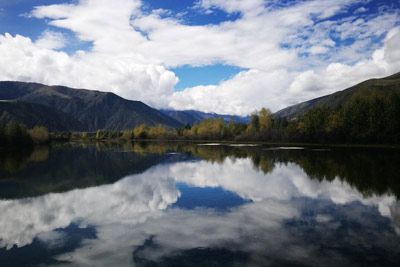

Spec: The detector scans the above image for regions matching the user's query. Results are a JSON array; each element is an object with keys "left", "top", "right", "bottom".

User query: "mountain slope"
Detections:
[
  {"left": 274, "top": 72, "right": 400, "bottom": 119},
  {"left": 0, "top": 101, "right": 84, "bottom": 131},
  {"left": 161, "top": 109, "right": 249, "bottom": 125},
  {"left": 0, "top": 81, "right": 182, "bottom": 131}
]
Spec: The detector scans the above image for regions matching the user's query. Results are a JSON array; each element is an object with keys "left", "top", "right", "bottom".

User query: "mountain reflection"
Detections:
[{"left": 0, "top": 142, "right": 400, "bottom": 266}]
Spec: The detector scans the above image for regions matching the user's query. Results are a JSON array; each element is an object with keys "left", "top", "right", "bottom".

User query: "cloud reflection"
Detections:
[{"left": 0, "top": 156, "right": 399, "bottom": 266}]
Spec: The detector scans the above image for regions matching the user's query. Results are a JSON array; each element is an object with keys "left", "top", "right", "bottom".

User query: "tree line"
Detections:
[
  {"left": 4, "top": 91, "right": 400, "bottom": 145},
  {"left": 0, "top": 122, "right": 49, "bottom": 146},
  {"left": 281, "top": 90, "right": 400, "bottom": 144},
  {"left": 2, "top": 140, "right": 399, "bottom": 198},
  {"left": 74, "top": 91, "right": 399, "bottom": 144}
]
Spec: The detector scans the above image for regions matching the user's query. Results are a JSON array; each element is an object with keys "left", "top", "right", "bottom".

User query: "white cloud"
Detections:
[
  {"left": 287, "top": 27, "right": 400, "bottom": 103},
  {"left": 309, "top": 45, "right": 330, "bottom": 55},
  {"left": 169, "top": 69, "right": 293, "bottom": 114},
  {"left": 31, "top": 0, "right": 145, "bottom": 54},
  {"left": 0, "top": 0, "right": 398, "bottom": 114},
  {"left": 355, "top": 6, "right": 368, "bottom": 14},
  {"left": 35, "top": 30, "right": 67, "bottom": 49},
  {"left": 171, "top": 25, "right": 400, "bottom": 114},
  {"left": 195, "top": 0, "right": 266, "bottom": 16},
  {"left": 0, "top": 33, "right": 178, "bottom": 107},
  {"left": 133, "top": 0, "right": 400, "bottom": 113}
]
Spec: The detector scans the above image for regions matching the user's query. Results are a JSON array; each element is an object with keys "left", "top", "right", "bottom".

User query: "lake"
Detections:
[{"left": 0, "top": 142, "right": 400, "bottom": 266}]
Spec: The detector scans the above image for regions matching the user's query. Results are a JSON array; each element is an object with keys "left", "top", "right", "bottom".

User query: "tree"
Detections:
[
  {"left": 300, "top": 107, "right": 330, "bottom": 141},
  {"left": 259, "top": 108, "right": 272, "bottom": 131},
  {"left": 245, "top": 112, "right": 260, "bottom": 137},
  {"left": 325, "top": 112, "right": 343, "bottom": 141},
  {"left": 0, "top": 124, "right": 5, "bottom": 145},
  {"left": 134, "top": 124, "right": 148, "bottom": 139},
  {"left": 96, "top": 130, "right": 104, "bottom": 140},
  {"left": 189, "top": 118, "right": 225, "bottom": 139},
  {"left": 81, "top": 132, "right": 89, "bottom": 139},
  {"left": 121, "top": 129, "right": 134, "bottom": 140},
  {"left": 28, "top": 126, "right": 49, "bottom": 144},
  {"left": 4, "top": 121, "right": 31, "bottom": 145},
  {"left": 148, "top": 125, "right": 168, "bottom": 139},
  {"left": 383, "top": 92, "right": 400, "bottom": 142}
]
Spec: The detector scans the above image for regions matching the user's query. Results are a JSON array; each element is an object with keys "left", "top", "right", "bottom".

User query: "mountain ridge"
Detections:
[
  {"left": 0, "top": 81, "right": 182, "bottom": 131},
  {"left": 1, "top": 72, "right": 399, "bottom": 132},
  {"left": 160, "top": 109, "right": 249, "bottom": 126}
]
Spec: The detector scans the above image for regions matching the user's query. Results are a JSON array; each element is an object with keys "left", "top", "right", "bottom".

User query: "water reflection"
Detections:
[
  {"left": 0, "top": 143, "right": 186, "bottom": 199},
  {"left": 0, "top": 142, "right": 400, "bottom": 266}
]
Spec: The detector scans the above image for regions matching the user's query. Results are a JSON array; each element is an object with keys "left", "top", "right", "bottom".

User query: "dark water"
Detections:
[{"left": 1, "top": 142, "right": 400, "bottom": 267}]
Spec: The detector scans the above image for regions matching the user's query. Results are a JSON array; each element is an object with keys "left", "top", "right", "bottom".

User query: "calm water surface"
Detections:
[{"left": 0, "top": 142, "right": 400, "bottom": 266}]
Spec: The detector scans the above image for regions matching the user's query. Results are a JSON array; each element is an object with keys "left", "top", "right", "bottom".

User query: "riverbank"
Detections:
[{"left": 48, "top": 137, "right": 400, "bottom": 150}]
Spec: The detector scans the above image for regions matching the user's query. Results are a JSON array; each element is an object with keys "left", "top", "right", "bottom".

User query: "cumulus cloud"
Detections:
[
  {"left": 170, "top": 25, "right": 400, "bottom": 113},
  {"left": 0, "top": 33, "right": 178, "bottom": 107},
  {"left": 0, "top": 0, "right": 399, "bottom": 114},
  {"left": 169, "top": 69, "right": 293, "bottom": 114},
  {"left": 0, "top": 0, "right": 179, "bottom": 108},
  {"left": 287, "top": 27, "right": 400, "bottom": 102},
  {"left": 31, "top": 0, "right": 144, "bottom": 54},
  {"left": 35, "top": 30, "right": 67, "bottom": 50}
]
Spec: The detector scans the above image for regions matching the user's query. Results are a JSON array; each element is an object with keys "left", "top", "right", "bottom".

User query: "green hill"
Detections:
[{"left": 274, "top": 72, "right": 400, "bottom": 119}]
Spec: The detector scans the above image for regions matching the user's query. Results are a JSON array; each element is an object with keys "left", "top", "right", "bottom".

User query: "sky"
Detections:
[{"left": 0, "top": 0, "right": 399, "bottom": 115}]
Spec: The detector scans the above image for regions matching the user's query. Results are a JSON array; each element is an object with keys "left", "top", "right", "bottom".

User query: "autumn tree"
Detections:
[
  {"left": 133, "top": 124, "right": 149, "bottom": 139},
  {"left": 259, "top": 108, "right": 273, "bottom": 131},
  {"left": 28, "top": 126, "right": 49, "bottom": 144}
]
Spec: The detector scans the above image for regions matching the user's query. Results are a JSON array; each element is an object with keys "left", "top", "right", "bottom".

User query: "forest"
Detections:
[{"left": 2, "top": 90, "right": 400, "bottom": 146}]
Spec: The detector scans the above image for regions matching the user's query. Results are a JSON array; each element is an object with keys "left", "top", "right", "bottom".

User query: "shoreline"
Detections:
[{"left": 50, "top": 138, "right": 400, "bottom": 150}]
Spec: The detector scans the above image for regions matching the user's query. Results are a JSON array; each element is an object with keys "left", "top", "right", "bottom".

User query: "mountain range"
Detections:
[
  {"left": 0, "top": 72, "right": 399, "bottom": 131},
  {"left": 0, "top": 82, "right": 181, "bottom": 131},
  {"left": 160, "top": 109, "right": 249, "bottom": 126}
]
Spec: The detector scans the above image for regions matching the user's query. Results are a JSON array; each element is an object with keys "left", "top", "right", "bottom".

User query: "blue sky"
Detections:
[
  {"left": 0, "top": 0, "right": 399, "bottom": 114},
  {"left": 0, "top": 0, "right": 245, "bottom": 89},
  {"left": 172, "top": 65, "right": 244, "bottom": 90},
  {"left": 142, "top": 0, "right": 241, "bottom": 25}
]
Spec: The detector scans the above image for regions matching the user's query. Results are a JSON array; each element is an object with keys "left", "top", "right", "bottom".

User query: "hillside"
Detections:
[
  {"left": 0, "top": 101, "right": 83, "bottom": 131},
  {"left": 0, "top": 81, "right": 182, "bottom": 131},
  {"left": 274, "top": 72, "right": 400, "bottom": 119},
  {"left": 161, "top": 109, "right": 249, "bottom": 125}
]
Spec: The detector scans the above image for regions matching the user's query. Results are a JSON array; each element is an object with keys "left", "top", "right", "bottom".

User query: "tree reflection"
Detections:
[
  {"left": 1, "top": 142, "right": 399, "bottom": 199},
  {"left": 1, "top": 142, "right": 400, "bottom": 266},
  {"left": 0, "top": 146, "right": 48, "bottom": 174},
  {"left": 0, "top": 143, "right": 175, "bottom": 199},
  {"left": 132, "top": 143, "right": 400, "bottom": 199}
]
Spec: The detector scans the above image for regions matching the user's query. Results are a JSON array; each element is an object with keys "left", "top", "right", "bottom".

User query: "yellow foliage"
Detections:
[
  {"left": 133, "top": 124, "right": 149, "bottom": 139},
  {"left": 259, "top": 108, "right": 272, "bottom": 131},
  {"left": 28, "top": 126, "right": 49, "bottom": 144},
  {"left": 121, "top": 129, "right": 133, "bottom": 140},
  {"left": 148, "top": 125, "right": 168, "bottom": 139}
]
